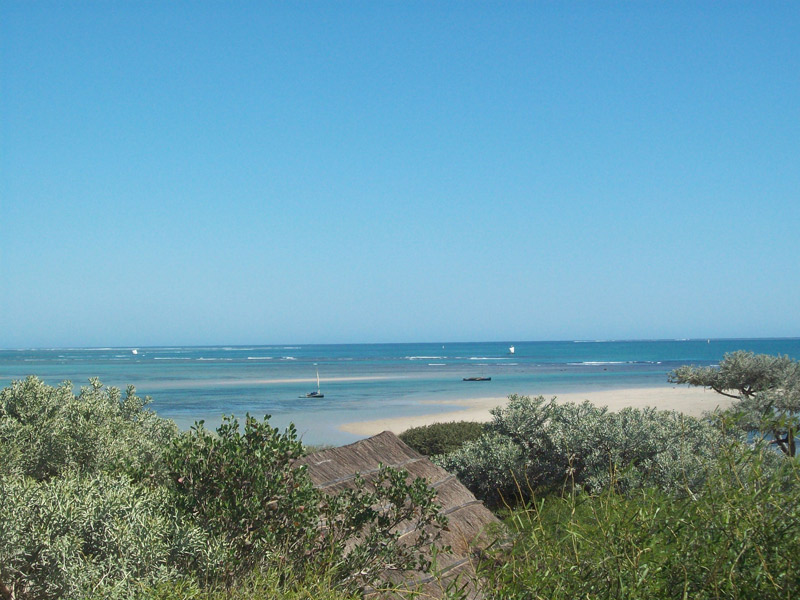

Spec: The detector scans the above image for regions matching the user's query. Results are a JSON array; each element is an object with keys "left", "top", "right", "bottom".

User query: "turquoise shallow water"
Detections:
[{"left": 2, "top": 338, "right": 798, "bottom": 445}]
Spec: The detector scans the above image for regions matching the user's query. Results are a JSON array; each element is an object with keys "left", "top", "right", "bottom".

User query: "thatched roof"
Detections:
[{"left": 295, "top": 431, "right": 500, "bottom": 598}]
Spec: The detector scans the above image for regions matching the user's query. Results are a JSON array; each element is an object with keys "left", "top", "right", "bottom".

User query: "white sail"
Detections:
[{"left": 509, "top": 346, "right": 515, "bottom": 354}]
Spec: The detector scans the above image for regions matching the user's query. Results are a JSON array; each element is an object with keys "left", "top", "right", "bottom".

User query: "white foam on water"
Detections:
[
  {"left": 569, "top": 361, "right": 627, "bottom": 366},
  {"left": 569, "top": 361, "right": 661, "bottom": 366}
]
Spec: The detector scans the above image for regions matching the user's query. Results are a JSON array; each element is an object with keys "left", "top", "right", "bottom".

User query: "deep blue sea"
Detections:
[{"left": 2, "top": 339, "right": 798, "bottom": 445}]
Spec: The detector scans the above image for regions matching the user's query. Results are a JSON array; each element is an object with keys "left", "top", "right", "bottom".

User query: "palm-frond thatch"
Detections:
[{"left": 296, "top": 431, "right": 500, "bottom": 598}]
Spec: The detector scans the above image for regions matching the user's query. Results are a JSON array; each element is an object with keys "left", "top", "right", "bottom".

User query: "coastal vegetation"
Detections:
[
  {"left": 670, "top": 350, "right": 800, "bottom": 456},
  {"left": 477, "top": 444, "right": 800, "bottom": 599},
  {"left": 0, "top": 377, "right": 444, "bottom": 599},
  {"left": 398, "top": 420, "right": 486, "bottom": 456},
  {"left": 2, "top": 352, "right": 799, "bottom": 598},
  {"left": 435, "top": 394, "right": 736, "bottom": 508}
]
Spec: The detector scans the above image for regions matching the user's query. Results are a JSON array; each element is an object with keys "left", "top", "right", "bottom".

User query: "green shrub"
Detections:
[
  {"left": 0, "top": 472, "right": 220, "bottom": 600},
  {"left": 0, "top": 376, "right": 177, "bottom": 483},
  {"left": 437, "top": 395, "right": 734, "bottom": 506},
  {"left": 0, "top": 378, "right": 449, "bottom": 597},
  {"left": 166, "top": 415, "right": 319, "bottom": 578},
  {"left": 166, "top": 414, "right": 448, "bottom": 591},
  {"left": 399, "top": 421, "right": 486, "bottom": 456},
  {"left": 435, "top": 431, "right": 526, "bottom": 506},
  {"left": 477, "top": 442, "right": 800, "bottom": 599}
]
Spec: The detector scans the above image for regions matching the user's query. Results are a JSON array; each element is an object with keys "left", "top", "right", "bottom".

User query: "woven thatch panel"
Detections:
[
  {"left": 299, "top": 431, "right": 425, "bottom": 485},
  {"left": 296, "top": 431, "right": 500, "bottom": 599}
]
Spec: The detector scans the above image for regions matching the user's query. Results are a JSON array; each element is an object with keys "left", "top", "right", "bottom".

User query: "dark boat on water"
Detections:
[{"left": 462, "top": 377, "right": 491, "bottom": 381}]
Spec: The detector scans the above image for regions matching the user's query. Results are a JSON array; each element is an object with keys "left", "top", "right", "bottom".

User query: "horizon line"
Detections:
[{"left": 3, "top": 336, "right": 800, "bottom": 352}]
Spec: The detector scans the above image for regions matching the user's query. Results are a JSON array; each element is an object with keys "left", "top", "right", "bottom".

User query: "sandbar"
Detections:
[{"left": 339, "top": 386, "right": 732, "bottom": 437}]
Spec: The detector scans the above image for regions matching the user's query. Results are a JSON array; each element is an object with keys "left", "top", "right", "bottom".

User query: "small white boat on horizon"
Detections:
[{"left": 509, "top": 346, "right": 515, "bottom": 354}]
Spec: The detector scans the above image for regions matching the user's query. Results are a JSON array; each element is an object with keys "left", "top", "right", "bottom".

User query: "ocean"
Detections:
[{"left": 2, "top": 338, "right": 798, "bottom": 445}]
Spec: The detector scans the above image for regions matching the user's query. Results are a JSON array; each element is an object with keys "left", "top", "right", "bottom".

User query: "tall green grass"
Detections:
[{"left": 475, "top": 442, "right": 800, "bottom": 599}]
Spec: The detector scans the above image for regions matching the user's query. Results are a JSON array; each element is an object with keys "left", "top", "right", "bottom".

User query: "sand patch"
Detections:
[{"left": 339, "top": 386, "right": 730, "bottom": 436}]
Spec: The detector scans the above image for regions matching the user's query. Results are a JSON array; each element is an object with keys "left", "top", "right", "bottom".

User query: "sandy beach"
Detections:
[{"left": 339, "top": 386, "right": 733, "bottom": 437}]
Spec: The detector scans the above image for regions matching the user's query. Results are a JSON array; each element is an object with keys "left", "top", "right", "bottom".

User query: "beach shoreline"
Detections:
[{"left": 339, "top": 386, "right": 733, "bottom": 437}]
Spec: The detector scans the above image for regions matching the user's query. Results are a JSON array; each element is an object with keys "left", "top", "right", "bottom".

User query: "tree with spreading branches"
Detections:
[{"left": 669, "top": 351, "right": 800, "bottom": 456}]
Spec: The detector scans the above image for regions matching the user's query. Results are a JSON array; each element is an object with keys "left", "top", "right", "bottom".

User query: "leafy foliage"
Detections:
[
  {"left": 435, "top": 431, "right": 526, "bottom": 507},
  {"left": 0, "top": 472, "right": 219, "bottom": 600},
  {"left": 166, "top": 415, "right": 317, "bottom": 577},
  {"left": 4, "top": 373, "right": 799, "bottom": 599},
  {"left": 437, "top": 395, "right": 731, "bottom": 506},
  {"left": 166, "top": 414, "right": 447, "bottom": 591},
  {"left": 670, "top": 351, "right": 800, "bottom": 456},
  {"left": 477, "top": 441, "right": 800, "bottom": 599},
  {"left": 669, "top": 351, "right": 795, "bottom": 398},
  {"left": 0, "top": 378, "right": 448, "bottom": 598},
  {"left": 0, "top": 375, "right": 177, "bottom": 482},
  {"left": 398, "top": 421, "right": 487, "bottom": 456}
]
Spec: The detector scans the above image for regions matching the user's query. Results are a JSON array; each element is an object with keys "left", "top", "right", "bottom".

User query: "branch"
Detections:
[
  {"left": 0, "top": 575, "right": 12, "bottom": 600},
  {"left": 710, "top": 386, "right": 741, "bottom": 400},
  {"left": 772, "top": 431, "right": 790, "bottom": 456}
]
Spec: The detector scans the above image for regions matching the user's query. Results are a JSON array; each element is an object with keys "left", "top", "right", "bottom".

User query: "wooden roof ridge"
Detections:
[{"left": 296, "top": 430, "right": 502, "bottom": 599}]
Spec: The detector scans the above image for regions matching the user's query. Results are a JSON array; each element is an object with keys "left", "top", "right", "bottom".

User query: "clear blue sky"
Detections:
[{"left": 2, "top": 2, "right": 798, "bottom": 347}]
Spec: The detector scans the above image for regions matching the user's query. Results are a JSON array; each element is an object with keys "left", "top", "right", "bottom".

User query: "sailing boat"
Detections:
[
  {"left": 509, "top": 346, "right": 515, "bottom": 354},
  {"left": 302, "top": 366, "right": 324, "bottom": 398}
]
